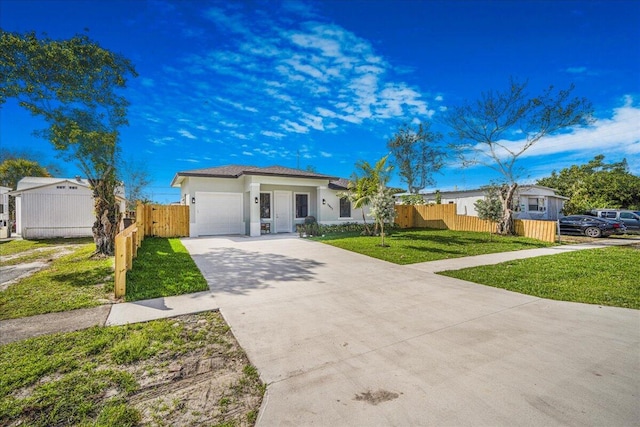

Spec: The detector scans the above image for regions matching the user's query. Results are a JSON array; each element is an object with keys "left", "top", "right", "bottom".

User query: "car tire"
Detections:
[{"left": 584, "top": 227, "right": 602, "bottom": 238}]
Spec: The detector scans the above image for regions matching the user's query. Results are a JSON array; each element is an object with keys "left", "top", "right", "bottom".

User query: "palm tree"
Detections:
[{"left": 340, "top": 155, "right": 393, "bottom": 235}]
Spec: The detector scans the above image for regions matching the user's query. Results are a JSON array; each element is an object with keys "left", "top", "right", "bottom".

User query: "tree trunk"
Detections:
[
  {"left": 361, "top": 210, "right": 372, "bottom": 235},
  {"left": 497, "top": 183, "right": 518, "bottom": 235},
  {"left": 90, "top": 176, "right": 120, "bottom": 256}
]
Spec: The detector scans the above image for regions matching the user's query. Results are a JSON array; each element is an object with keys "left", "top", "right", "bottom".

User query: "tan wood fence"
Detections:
[
  {"left": 114, "top": 203, "right": 190, "bottom": 297},
  {"left": 137, "top": 203, "right": 189, "bottom": 237},
  {"left": 395, "top": 204, "right": 556, "bottom": 242}
]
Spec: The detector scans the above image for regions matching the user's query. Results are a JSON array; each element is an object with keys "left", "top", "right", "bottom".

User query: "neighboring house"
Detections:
[
  {"left": 170, "top": 165, "right": 367, "bottom": 237},
  {"left": 416, "top": 185, "right": 568, "bottom": 221},
  {"left": 9, "top": 177, "right": 126, "bottom": 239},
  {"left": 0, "top": 186, "right": 9, "bottom": 225}
]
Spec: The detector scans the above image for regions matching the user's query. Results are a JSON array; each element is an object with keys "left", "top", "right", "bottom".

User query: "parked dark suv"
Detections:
[{"left": 587, "top": 210, "right": 640, "bottom": 234}]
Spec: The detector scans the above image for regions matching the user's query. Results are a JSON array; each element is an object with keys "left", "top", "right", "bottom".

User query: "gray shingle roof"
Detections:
[{"left": 175, "top": 165, "right": 339, "bottom": 180}]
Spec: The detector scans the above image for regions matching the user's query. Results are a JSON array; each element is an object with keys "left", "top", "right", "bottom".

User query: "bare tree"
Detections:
[
  {"left": 445, "top": 78, "right": 593, "bottom": 235},
  {"left": 387, "top": 121, "right": 444, "bottom": 194}
]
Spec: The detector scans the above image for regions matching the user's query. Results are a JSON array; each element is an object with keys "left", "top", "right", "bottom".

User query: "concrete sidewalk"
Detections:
[
  {"left": 407, "top": 237, "right": 639, "bottom": 273},
  {"left": 0, "top": 305, "right": 112, "bottom": 345},
  {"left": 105, "top": 291, "right": 218, "bottom": 326}
]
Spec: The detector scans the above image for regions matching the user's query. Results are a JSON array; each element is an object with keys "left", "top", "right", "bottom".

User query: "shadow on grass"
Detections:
[
  {"left": 191, "top": 247, "right": 325, "bottom": 295},
  {"left": 49, "top": 265, "right": 113, "bottom": 288}
]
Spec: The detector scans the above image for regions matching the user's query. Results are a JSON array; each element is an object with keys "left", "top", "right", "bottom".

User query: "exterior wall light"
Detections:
[
  {"left": 191, "top": 197, "right": 196, "bottom": 204},
  {"left": 254, "top": 196, "right": 259, "bottom": 204},
  {"left": 322, "top": 199, "right": 326, "bottom": 205}
]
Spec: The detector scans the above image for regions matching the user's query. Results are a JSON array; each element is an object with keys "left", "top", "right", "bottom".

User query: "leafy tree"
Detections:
[
  {"left": 0, "top": 30, "right": 137, "bottom": 255},
  {"left": 537, "top": 155, "right": 640, "bottom": 213},
  {"left": 445, "top": 78, "right": 593, "bottom": 235},
  {"left": 0, "top": 148, "right": 62, "bottom": 176},
  {"left": 398, "top": 194, "right": 426, "bottom": 205},
  {"left": 387, "top": 121, "right": 444, "bottom": 194},
  {"left": 474, "top": 185, "right": 503, "bottom": 241},
  {"left": 0, "top": 158, "right": 51, "bottom": 190},
  {"left": 369, "top": 185, "right": 397, "bottom": 247},
  {"left": 340, "top": 156, "right": 393, "bottom": 235},
  {"left": 0, "top": 158, "right": 52, "bottom": 222}
]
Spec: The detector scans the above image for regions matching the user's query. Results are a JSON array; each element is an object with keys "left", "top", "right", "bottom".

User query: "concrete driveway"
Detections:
[{"left": 182, "top": 235, "right": 639, "bottom": 426}]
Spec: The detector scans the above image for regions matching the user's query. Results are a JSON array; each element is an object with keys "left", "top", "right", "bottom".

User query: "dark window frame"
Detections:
[
  {"left": 339, "top": 197, "right": 351, "bottom": 218},
  {"left": 295, "top": 193, "right": 309, "bottom": 219}
]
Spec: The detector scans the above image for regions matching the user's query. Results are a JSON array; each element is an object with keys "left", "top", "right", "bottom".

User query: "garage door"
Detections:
[{"left": 195, "top": 192, "right": 244, "bottom": 235}]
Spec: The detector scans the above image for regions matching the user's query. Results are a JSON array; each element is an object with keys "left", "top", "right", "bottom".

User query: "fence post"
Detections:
[
  {"left": 125, "top": 234, "right": 133, "bottom": 271},
  {"left": 114, "top": 233, "right": 126, "bottom": 298}
]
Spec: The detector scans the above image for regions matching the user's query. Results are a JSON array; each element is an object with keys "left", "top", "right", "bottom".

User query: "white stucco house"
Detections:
[
  {"left": 170, "top": 165, "right": 367, "bottom": 237},
  {"left": 417, "top": 185, "right": 569, "bottom": 220},
  {"left": 10, "top": 177, "right": 126, "bottom": 239}
]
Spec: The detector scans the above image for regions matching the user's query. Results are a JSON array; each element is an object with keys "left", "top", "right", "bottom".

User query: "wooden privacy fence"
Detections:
[
  {"left": 114, "top": 203, "right": 190, "bottom": 298},
  {"left": 137, "top": 203, "right": 189, "bottom": 237},
  {"left": 395, "top": 204, "right": 556, "bottom": 242}
]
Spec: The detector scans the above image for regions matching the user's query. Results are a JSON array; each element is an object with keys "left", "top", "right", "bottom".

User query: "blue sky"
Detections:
[{"left": 2, "top": 0, "right": 639, "bottom": 203}]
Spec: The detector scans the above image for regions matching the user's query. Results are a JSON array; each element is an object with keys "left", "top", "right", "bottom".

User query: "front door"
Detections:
[{"left": 274, "top": 191, "right": 292, "bottom": 233}]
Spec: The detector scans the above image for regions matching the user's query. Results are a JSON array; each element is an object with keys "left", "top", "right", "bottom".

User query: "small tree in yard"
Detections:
[
  {"left": 340, "top": 156, "right": 393, "bottom": 235},
  {"left": 445, "top": 78, "right": 593, "bottom": 235},
  {"left": 474, "top": 185, "right": 503, "bottom": 241},
  {"left": 370, "top": 186, "right": 397, "bottom": 247}
]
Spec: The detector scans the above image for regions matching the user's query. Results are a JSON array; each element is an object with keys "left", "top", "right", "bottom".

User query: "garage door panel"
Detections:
[{"left": 196, "top": 192, "right": 243, "bottom": 235}]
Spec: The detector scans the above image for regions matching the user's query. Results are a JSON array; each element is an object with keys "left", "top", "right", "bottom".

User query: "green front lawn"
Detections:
[
  {"left": 0, "top": 243, "right": 113, "bottom": 320},
  {"left": 125, "top": 238, "right": 209, "bottom": 301},
  {"left": 439, "top": 245, "right": 640, "bottom": 309},
  {"left": 314, "top": 228, "right": 554, "bottom": 265}
]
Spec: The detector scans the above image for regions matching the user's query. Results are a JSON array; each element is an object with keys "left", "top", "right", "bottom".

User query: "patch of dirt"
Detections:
[
  {"left": 7, "top": 312, "right": 264, "bottom": 427},
  {"left": 354, "top": 389, "right": 400, "bottom": 406},
  {"left": 121, "top": 313, "right": 264, "bottom": 426},
  {"left": 0, "top": 245, "right": 82, "bottom": 290}
]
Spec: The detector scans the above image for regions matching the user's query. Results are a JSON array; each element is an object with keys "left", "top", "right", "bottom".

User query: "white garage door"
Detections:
[{"left": 195, "top": 192, "right": 244, "bottom": 235}]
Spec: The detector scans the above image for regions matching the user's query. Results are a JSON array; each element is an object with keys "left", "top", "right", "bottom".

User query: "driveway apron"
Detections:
[{"left": 182, "top": 235, "right": 639, "bottom": 426}]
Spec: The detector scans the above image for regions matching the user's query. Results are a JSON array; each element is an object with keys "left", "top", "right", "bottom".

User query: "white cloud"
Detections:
[
  {"left": 178, "top": 129, "right": 197, "bottom": 139},
  {"left": 434, "top": 95, "right": 443, "bottom": 101},
  {"left": 281, "top": 120, "right": 309, "bottom": 134},
  {"left": 261, "top": 130, "right": 286, "bottom": 138},
  {"left": 242, "top": 151, "right": 254, "bottom": 156},
  {"left": 177, "top": 158, "right": 199, "bottom": 163},
  {"left": 320, "top": 151, "right": 332, "bottom": 158}
]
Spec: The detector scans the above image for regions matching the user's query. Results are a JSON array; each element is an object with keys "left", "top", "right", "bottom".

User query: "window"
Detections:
[
  {"left": 56, "top": 185, "right": 66, "bottom": 189},
  {"left": 69, "top": 186, "right": 78, "bottom": 190},
  {"left": 339, "top": 197, "right": 351, "bottom": 218},
  {"left": 620, "top": 212, "right": 638, "bottom": 220},
  {"left": 295, "top": 194, "right": 308, "bottom": 218},
  {"left": 260, "top": 193, "right": 271, "bottom": 219},
  {"left": 600, "top": 211, "right": 616, "bottom": 219},
  {"left": 528, "top": 197, "right": 545, "bottom": 211}
]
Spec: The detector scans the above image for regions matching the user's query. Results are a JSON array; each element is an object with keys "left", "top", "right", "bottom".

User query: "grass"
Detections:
[
  {"left": 124, "top": 237, "right": 209, "bottom": 301},
  {"left": 0, "top": 243, "right": 113, "bottom": 320},
  {"left": 314, "top": 228, "right": 554, "bottom": 265},
  {"left": 0, "top": 311, "right": 264, "bottom": 427},
  {"left": 439, "top": 245, "right": 640, "bottom": 309},
  {"left": 0, "top": 237, "right": 93, "bottom": 257}
]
